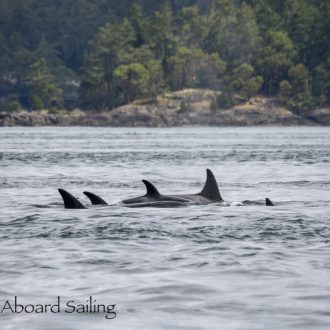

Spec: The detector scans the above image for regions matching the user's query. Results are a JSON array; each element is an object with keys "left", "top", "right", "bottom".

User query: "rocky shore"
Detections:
[{"left": 0, "top": 89, "right": 329, "bottom": 127}]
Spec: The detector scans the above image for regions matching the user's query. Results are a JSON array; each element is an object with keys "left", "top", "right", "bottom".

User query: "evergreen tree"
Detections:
[
  {"left": 312, "top": 57, "right": 330, "bottom": 105},
  {"left": 80, "top": 20, "right": 136, "bottom": 109},
  {"left": 231, "top": 64, "right": 263, "bottom": 100},
  {"left": 0, "top": 0, "right": 328, "bottom": 112},
  {"left": 168, "top": 48, "right": 225, "bottom": 90},
  {"left": 288, "top": 63, "right": 313, "bottom": 112},
  {"left": 27, "top": 58, "right": 63, "bottom": 110},
  {"left": 150, "top": 3, "right": 178, "bottom": 76},
  {"left": 113, "top": 63, "right": 149, "bottom": 103},
  {"left": 257, "top": 31, "right": 296, "bottom": 94}
]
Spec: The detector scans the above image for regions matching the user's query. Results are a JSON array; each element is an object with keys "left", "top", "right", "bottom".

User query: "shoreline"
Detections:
[{"left": 1, "top": 89, "right": 329, "bottom": 127}]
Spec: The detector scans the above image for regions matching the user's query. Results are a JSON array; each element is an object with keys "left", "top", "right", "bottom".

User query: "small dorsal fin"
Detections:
[
  {"left": 142, "top": 180, "right": 161, "bottom": 198},
  {"left": 58, "top": 189, "right": 86, "bottom": 209},
  {"left": 200, "top": 169, "right": 223, "bottom": 201},
  {"left": 266, "top": 198, "right": 274, "bottom": 206},
  {"left": 83, "top": 191, "right": 108, "bottom": 205}
]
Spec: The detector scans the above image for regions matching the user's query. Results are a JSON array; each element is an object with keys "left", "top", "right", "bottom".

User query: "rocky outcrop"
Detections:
[
  {"left": 0, "top": 89, "right": 329, "bottom": 126},
  {"left": 306, "top": 108, "right": 330, "bottom": 126}
]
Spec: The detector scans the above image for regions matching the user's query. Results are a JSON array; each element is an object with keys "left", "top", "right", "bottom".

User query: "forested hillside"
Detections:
[{"left": 0, "top": 0, "right": 329, "bottom": 113}]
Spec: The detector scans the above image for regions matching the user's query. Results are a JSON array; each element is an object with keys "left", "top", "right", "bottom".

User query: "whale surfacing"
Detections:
[
  {"left": 58, "top": 169, "right": 223, "bottom": 209},
  {"left": 266, "top": 198, "right": 274, "bottom": 206},
  {"left": 58, "top": 169, "right": 275, "bottom": 209},
  {"left": 122, "top": 168, "right": 223, "bottom": 205},
  {"left": 58, "top": 189, "right": 86, "bottom": 209},
  {"left": 83, "top": 191, "right": 108, "bottom": 205}
]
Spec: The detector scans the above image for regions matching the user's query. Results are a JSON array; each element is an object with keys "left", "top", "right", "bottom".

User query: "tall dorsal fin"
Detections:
[
  {"left": 200, "top": 169, "right": 223, "bottom": 201},
  {"left": 142, "top": 180, "right": 161, "bottom": 198},
  {"left": 58, "top": 189, "right": 86, "bottom": 209},
  {"left": 83, "top": 191, "right": 108, "bottom": 205}
]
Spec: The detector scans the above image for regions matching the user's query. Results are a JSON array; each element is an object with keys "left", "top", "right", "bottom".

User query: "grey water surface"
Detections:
[{"left": 0, "top": 127, "right": 330, "bottom": 330}]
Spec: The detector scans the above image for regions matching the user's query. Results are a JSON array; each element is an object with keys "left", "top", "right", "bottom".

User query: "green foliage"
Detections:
[
  {"left": 144, "top": 60, "right": 164, "bottom": 100},
  {"left": 168, "top": 48, "right": 226, "bottom": 90},
  {"left": 128, "top": 4, "right": 150, "bottom": 47},
  {"left": 5, "top": 100, "right": 22, "bottom": 112},
  {"left": 80, "top": 18, "right": 164, "bottom": 109},
  {"left": 0, "top": 0, "right": 328, "bottom": 112},
  {"left": 312, "top": 57, "right": 330, "bottom": 105},
  {"left": 257, "top": 31, "right": 296, "bottom": 94},
  {"left": 203, "top": 1, "right": 260, "bottom": 68},
  {"left": 234, "top": 3, "right": 261, "bottom": 65},
  {"left": 231, "top": 64, "right": 263, "bottom": 100},
  {"left": 31, "top": 95, "right": 44, "bottom": 110},
  {"left": 48, "top": 107, "right": 61, "bottom": 114},
  {"left": 216, "top": 90, "right": 234, "bottom": 109},
  {"left": 279, "top": 80, "right": 292, "bottom": 101},
  {"left": 288, "top": 63, "right": 313, "bottom": 112},
  {"left": 114, "top": 63, "right": 149, "bottom": 103},
  {"left": 79, "top": 20, "right": 136, "bottom": 109},
  {"left": 178, "top": 6, "right": 206, "bottom": 48},
  {"left": 27, "top": 58, "right": 63, "bottom": 109},
  {"left": 242, "top": 76, "right": 264, "bottom": 100},
  {"left": 150, "top": 3, "right": 178, "bottom": 76}
]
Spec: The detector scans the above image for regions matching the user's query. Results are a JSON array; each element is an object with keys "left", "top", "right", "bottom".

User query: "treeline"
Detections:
[{"left": 0, "top": 0, "right": 329, "bottom": 113}]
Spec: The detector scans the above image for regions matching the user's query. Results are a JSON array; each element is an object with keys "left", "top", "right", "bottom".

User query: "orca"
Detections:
[
  {"left": 58, "top": 189, "right": 86, "bottom": 209},
  {"left": 58, "top": 169, "right": 274, "bottom": 209},
  {"left": 121, "top": 169, "right": 223, "bottom": 205},
  {"left": 58, "top": 188, "right": 188, "bottom": 209},
  {"left": 241, "top": 198, "right": 274, "bottom": 206},
  {"left": 58, "top": 169, "right": 222, "bottom": 209},
  {"left": 122, "top": 200, "right": 188, "bottom": 208},
  {"left": 82, "top": 190, "right": 189, "bottom": 208},
  {"left": 265, "top": 198, "right": 274, "bottom": 206},
  {"left": 83, "top": 191, "right": 108, "bottom": 205}
]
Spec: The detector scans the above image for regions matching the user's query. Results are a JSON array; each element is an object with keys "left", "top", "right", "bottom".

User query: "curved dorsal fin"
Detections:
[
  {"left": 200, "top": 169, "right": 223, "bottom": 201},
  {"left": 83, "top": 191, "right": 108, "bottom": 205},
  {"left": 265, "top": 198, "right": 274, "bottom": 206},
  {"left": 142, "top": 180, "right": 161, "bottom": 198},
  {"left": 58, "top": 189, "right": 86, "bottom": 209}
]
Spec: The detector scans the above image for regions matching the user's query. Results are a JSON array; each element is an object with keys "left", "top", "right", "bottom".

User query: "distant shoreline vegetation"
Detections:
[{"left": 0, "top": 0, "right": 329, "bottom": 115}]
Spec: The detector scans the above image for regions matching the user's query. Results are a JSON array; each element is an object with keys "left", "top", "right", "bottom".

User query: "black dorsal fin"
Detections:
[
  {"left": 200, "top": 169, "right": 223, "bottom": 201},
  {"left": 83, "top": 191, "right": 108, "bottom": 205},
  {"left": 265, "top": 198, "right": 274, "bottom": 206},
  {"left": 142, "top": 180, "right": 161, "bottom": 198},
  {"left": 58, "top": 189, "right": 86, "bottom": 209}
]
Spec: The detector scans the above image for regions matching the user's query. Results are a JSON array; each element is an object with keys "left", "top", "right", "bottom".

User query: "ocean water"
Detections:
[{"left": 0, "top": 126, "right": 329, "bottom": 330}]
